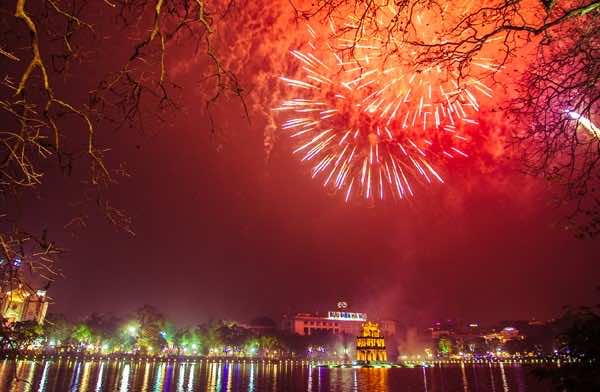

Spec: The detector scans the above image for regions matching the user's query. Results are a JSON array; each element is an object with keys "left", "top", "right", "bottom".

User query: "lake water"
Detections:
[{"left": 0, "top": 359, "right": 553, "bottom": 391}]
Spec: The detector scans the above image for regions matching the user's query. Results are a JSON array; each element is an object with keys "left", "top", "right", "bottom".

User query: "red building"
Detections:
[{"left": 282, "top": 310, "right": 397, "bottom": 337}]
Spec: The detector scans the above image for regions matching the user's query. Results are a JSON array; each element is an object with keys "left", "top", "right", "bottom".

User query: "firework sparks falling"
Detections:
[{"left": 275, "top": 5, "right": 496, "bottom": 203}]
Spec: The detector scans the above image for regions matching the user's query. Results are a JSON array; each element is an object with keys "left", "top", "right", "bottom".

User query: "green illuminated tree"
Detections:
[
  {"left": 134, "top": 305, "right": 165, "bottom": 353},
  {"left": 177, "top": 327, "right": 202, "bottom": 354},
  {"left": 437, "top": 336, "right": 452, "bottom": 357},
  {"left": 71, "top": 324, "right": 94, "bottom": 347},
  {"left": 44, "top": 313, "right": 73, "bottom": 347},
  {"left": 160, "top": 321, "right": 177, "bottom": 350},
  {"left": 243, "top": 338, "right": 260, "bottom": 355},
  {"left": 258, "top": 335, "right": 280, "bottom": 355},
  {"left": 119, "top": 320, "right": 141, "bottom": 352},
  {"left": 200, "top": 322, "right": 224, "bottom": 354},
  {"left": 83, "top": 313, "right": 122, "bottom": 347}
]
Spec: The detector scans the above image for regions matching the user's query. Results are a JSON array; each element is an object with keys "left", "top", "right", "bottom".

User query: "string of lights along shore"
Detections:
[{"left": 274, "top": 1, "right": 500, "bottom": 203}]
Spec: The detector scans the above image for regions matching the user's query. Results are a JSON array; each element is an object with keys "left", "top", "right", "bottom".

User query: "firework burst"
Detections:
[{"left": 275, "top": 4, "right": 497, "bottom": 203}]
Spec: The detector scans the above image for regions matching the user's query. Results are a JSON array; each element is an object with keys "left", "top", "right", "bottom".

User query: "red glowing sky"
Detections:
[{"left": 19, "top": 0, "right": 600, "bottom": 326}]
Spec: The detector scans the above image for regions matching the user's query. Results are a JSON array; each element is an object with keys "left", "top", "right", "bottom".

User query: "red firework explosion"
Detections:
[{"left": 275, "top": 5, "right": 497, "bottom": 203}]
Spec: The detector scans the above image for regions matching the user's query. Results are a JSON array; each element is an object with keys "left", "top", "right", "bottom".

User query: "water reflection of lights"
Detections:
[
  {"left": 226, "top": 362, "right": 234, "bottom": 391},
  {"left": 499, "top": 362, "right": 509, "bottom": 392},
  {"left": 176, "top": 363, "right": 186, "bottom": 392},
  {"left": 38, "top": 361, "right": 50, "bottom": 392},
  {"left": 207, "top": 361, "right": 222, "bottom": 391},
  {"left": 248, "top": 362, "right": 255, "bottom": 392},
  {"left": 70, "top": 361, "right": 82, "bottom": 390},
  {"left": 154, "top": 362, "right": 166, "bottom": 391},
  {"left": 95, "top": 362, "right": 105, "bottom": 392},
  {"left": 318, "top": 364, "right": 323, "bottom": 390},
  {"left": 0, "top": 360, "right": 8, "bottom": 384},
  {"left": 119, "top": 363, "right": 130, "bottom": 392},
  {"left": 271, "top": 363, "right": 278, "bottom": 391},
  {"left": 79, "top": 362, "right": 92, "bottom": 392},
  {"left": 0, "top": 358, "right": 556, "bottom": 391},
  {"left": 216, "top": 362, "right": 222, "bottom": 391},
  {"left": 140, "top": 361, "right": 150, "bottom": 392},
  {"left": 460, "top": 362, "right": 469, "bottom": 392},
  {"left": 16, "top": 361, "right": 37, "bottom": 392},
  {"left": 207, "top": 362, "right": 216, "bottom": 390},
  {"left": 187, "top": 363, "right": 196, "bottom": 391}
]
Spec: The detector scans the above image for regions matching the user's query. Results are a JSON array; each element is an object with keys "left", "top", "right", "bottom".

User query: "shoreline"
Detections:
[{"left": 0, "top": 351, "right": 575, "bottom": 367}]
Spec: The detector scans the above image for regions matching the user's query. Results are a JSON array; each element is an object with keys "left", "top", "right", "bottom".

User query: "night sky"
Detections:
[{"left": 17, "top": 0, "right": 600, "bottom": 327}]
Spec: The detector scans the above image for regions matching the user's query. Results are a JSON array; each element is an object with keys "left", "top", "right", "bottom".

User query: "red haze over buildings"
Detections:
[{"left": 12, "top": 0, "right": 599, "bottom": 327}]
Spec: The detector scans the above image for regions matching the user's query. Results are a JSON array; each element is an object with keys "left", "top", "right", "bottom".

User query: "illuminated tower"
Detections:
[
  {"left": 355, "top": 321, "right": 388, "bottom": 363},
  {"left": 0, "top": 286, "right": 29, "bottom": 323},
  {"left": 0, "top": 285, "right": 49, "bottom": 325}
]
